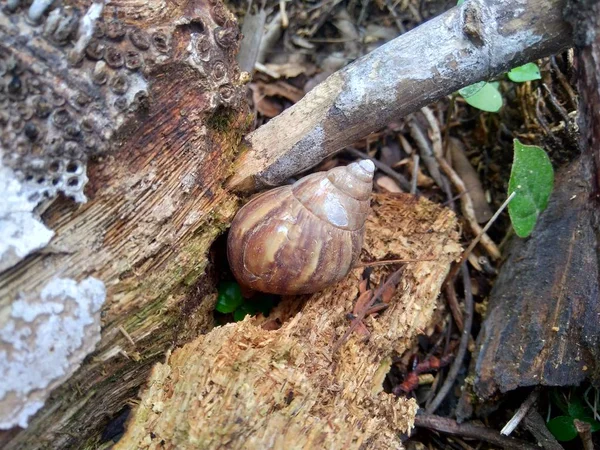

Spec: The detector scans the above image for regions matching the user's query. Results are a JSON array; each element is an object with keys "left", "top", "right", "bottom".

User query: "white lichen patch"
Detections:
[
  {"left": 0, "top": 157, "right": 54, "bottom": 273},
  {"left": 0, "top": 277, "right": 106, "bottom": 429}
]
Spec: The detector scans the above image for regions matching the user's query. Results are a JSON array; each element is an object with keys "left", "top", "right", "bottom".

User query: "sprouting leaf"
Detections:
[
  {"left": 547, "top": 416, "right": 578, "bottom": 442},
  {"left": 508, "top": 63, "right": 542, "bottom": 83},
  {"left": 233, "top": 302, "right": 256, "bottom": 322},
  {"left": 459, "top": 82, "right": 503, "bottom": 112},
  {"left": 458, "top": 81, "right": 486, "bottom": 98},
  {"left": 215, "top": 281, "right": 243, "bottom": 313},
  {"left": 508, "top": 139, "right": 554, "bottom": 237},
  {"left": 568, "top": 396, "right": 591, "bottom": 420}
]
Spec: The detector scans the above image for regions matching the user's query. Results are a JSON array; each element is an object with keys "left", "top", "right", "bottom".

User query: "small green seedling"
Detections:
[
  {"left": 216, "top": 280, "right": 277, "bottom": 321},
  {"left": 507, "top": 63, "right": 542, "bottom": 83},
  {"left": 458, "top": 81, "right": 502, "bottom": 112},
  {"left": 547, "top": 387, "right": 600, "bottom": 442},
  {"left": 215, "top": 281, "right": 243, "bottom": 313},
  {"left": 507, "top": 139, "right": 554, "bottom": 237}
]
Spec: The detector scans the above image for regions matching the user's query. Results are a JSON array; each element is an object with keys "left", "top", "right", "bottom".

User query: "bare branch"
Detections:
[{"left": 228, "top": 0, "right": 572, "bottom": 191}]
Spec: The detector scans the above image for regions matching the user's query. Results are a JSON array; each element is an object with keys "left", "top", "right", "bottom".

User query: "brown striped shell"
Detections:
[{"left": 227, "top": 160, "right": 375, "bottom": 295}]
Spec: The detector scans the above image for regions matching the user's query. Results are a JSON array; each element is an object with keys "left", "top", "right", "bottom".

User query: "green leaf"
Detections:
[
  {"left": 460, "top": 82, "right": 503, "bottom": 112},
  {"left": 458, "top": 81, "right": 486, "bottom": 98},
  {"left": 508, "top": 139, "right": 554, "bottom": 237},
  {"left": 547, "top": 416, "right": 578, "bottom": 442},
  {"left": 508, "top": 63, "right": 542, "bottom": 83},
  {"left": 568, "top": 396, "right": 590, "bottom": 420},
  {"left": 233, "top": 303, "right": 256, "bottom": 322},
  {"left": 215, "top": 281, "right": 243, "bottom": 313},
  {"left": 456, "top": 0, "right": 465, "bottom": 5}
]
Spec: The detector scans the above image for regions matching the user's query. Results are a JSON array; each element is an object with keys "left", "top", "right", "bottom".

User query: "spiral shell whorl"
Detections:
[{"left": 292, "top": 160, "right": 374, "bottom": 231}]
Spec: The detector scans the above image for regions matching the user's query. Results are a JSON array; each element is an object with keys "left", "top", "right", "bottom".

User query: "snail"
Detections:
[{"left": 227, "top": 159, "right": 375, "bottom": 295}]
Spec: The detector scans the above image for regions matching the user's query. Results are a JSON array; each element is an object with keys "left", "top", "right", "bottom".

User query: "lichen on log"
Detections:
[
  {"left": 116, "top": 194, "right": 461, "bottom": 449},
  {"left": 0, "top": 0, "right": 249, "bottom": 446}
]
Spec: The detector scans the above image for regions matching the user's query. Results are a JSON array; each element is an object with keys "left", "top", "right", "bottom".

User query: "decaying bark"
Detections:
[
  {"left": 116, "top": 194, "right": 461, "bottom": 449},
  {"left": 228, "top": 0, "right": 573, "bottom": 192},
  {"left": 1, "top": 0, "right": 249, "bottom": 446},
  {"left": 464, "top": 156, "right": 599, "bottom": 406},
  {"left": 458, "top": 0, "right": 600, "bottom": 416}
]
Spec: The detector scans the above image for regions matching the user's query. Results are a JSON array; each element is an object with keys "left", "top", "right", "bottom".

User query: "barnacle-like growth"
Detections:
[{"left": 0, "top": 0, "right": 248, "bottom": 445}]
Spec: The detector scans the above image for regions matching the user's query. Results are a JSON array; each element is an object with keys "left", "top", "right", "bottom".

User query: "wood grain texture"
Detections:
[
  {"left": 460, "top": 0, "right": 600, "bottom": 411},
  {"left": 470, "top": 156, "right": 599, "bottom": 402},
  {"left": 116, "top": 194, "right": 461, "bottom": 450},
  {"left": 0, "top": 0, "right": 249, "bottom": 447}
]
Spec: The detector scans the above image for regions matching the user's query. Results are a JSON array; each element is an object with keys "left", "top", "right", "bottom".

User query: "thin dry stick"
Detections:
[
  {"left": 425, "top": 263, "right": 473, "bottom": 414},
  {"left": 522, "top": 409, "right": 564, "bottom": 450},
  {"left": 332, "top": 267, "right": 404, "bottom": 354},
  {"left": 414, "top": 414, "right": 541, "bottom": 450},
  {"left": 444, "top": 280, "right": 464, "bottom": 331},
  {"left": 420, "top": 107, "right": 501, "bottom": 260},
  {"left": 411, "top": 153, "right": 419, "bottom": 195},
  {"left": 501, "top": 388, "right": 540, "bottom": 436},
  {"left": 446, "top": 191, "right": 516, "bottom": 283},
  {"left": 355, "top": 257, "right": 434, "bottom": 268},
  {"left": 346, "top": 147, "right": 411, "bottom": 191},
  {"left": 574, "top": 420, "right": 594, "bottom": 450}
]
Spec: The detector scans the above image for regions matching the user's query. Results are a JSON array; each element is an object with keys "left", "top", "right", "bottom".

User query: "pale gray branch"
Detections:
[{"left": 228, "top": 0, "right": 572, "bottom": 191}]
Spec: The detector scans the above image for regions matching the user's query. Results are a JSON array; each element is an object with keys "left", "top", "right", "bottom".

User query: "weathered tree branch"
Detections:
[{"left": 228, "top": 0, "right": 573, "bottom": 191}]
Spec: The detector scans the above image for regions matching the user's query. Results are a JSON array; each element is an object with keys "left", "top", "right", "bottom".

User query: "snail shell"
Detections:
[{"left": 227, "top": 159, "right": 375, "bottom": 295}]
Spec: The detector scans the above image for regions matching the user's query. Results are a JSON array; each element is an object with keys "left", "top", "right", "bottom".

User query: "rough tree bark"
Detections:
[
  {"left": 457, "top": 0, "right": 600, "bottom": 417},
  {"left": 0, "top": 0, "right": 574, "bottom": 447}
]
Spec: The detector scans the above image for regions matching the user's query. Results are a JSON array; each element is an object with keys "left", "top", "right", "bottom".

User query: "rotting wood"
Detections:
[
  {"left": 456, "top": 0, "right": 600, "bottom": 417},
  {"left": 0, "top": 0, "right": 249, "bottom": 447},
  {"left": 227, "top": 0, "right": 573, "bottom": 192},
  {"left": 116, "top": 194, "right": 461, "bottom": 450},
  {"left": 462, "top": 155, "right": 600, "bottom": 408}
]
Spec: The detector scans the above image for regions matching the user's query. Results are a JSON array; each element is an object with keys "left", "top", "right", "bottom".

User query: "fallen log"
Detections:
[
  {"left": 458, "top": 0, "right": 600, "bottom": 416},
  {"left": 115, "top": 194, "right": 461, "bottom": 449}
]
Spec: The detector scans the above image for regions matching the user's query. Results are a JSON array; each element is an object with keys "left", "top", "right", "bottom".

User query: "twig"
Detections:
[
  {"left": 550, "top": 56, "right": 577, "bottom": 111},
  {"left": 414, "top": 414, "right": 541, "bottom": 450},
  {"left": 385, "top": 0, "right": 408, "bottom": 34},
  {"left": 425, "top": 263, "right": 473, "bottom": 413},
  {"left": 409, "top": 120, "right": 446, "bottom": 189},
  {"left": 446, "top": 191, "right": 516, "bottom": 283},
  {"left": 411, "top": 154, "right": 419, "bottom": 195},
  {"left": 444, "top": 280, "right": 464, "bottom": 331},
  {"left": 229, "top": 0, "right": 573, "bottom": 191},
  {"left": 501, "top": 388, "right": 540, "bottom": 435},
  {"left": 574, "top": 420, "right": 594, "bottom": 450},
  {"left": 542, "top": 84, "right": 571, "bottom": 127},
  {"left": 583, "top": 386, "right": 600, "bottom": 421},
  {"left": 346, "top": 147, "right": 411, "bottom": 191},
  {"left": 355, "top": 257, "right": 434, "bottom": 268},
  {"left": 279, "top": 0, "right": 288, "bottom": 28},
  {"left": 420, "top": 107, "right": 501, "bottom": 260},
  {"left": 522, "top": 409, "right": 564, "bottom": 450},
  {"left": 332, "top": 267, "right": 404, "bottom": 353},
  {"left": 118, "top": 325, "right": 136, "bottom": 347}
]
